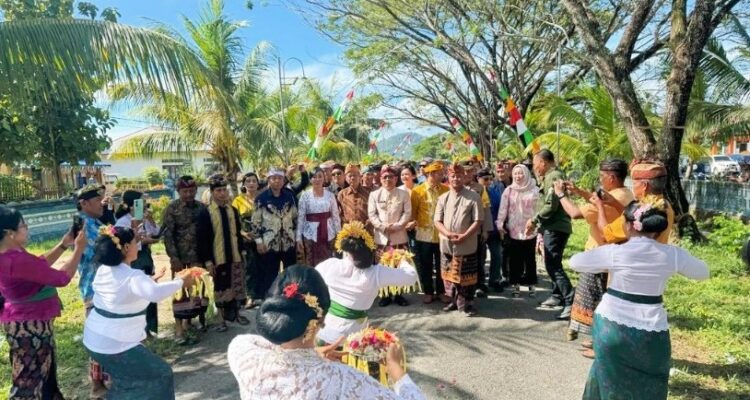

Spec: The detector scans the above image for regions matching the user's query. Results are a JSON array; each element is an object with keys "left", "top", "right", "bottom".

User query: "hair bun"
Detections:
[{"left": 256, "top": 297, "right": 316, "bottom": 345}]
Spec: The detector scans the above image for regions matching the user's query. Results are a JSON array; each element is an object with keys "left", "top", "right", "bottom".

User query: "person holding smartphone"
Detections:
[{"left": 115, "top": 191, "right": 162, "bottom": 337}]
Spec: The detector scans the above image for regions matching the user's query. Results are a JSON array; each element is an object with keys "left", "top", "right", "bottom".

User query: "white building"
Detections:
[{"left": 102, "top": 126, "right": 221, "bottom": 180}]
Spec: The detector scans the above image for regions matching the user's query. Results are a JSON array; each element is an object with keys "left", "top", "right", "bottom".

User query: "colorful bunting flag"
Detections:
[
  {"left": 367, "top": 120, "right": 387, "bottom": 156},
  {"left": 307, "top": 90, "right": 355, "bottom": 161},
  {"left": 450, "top": 117, "right": 483, "bottom": 160},
  {"left": 488, "top": 72, "right": 539, "bottom": 152},
  {"left": 391, "top": 133, "right": 412, "bottom": 157}
]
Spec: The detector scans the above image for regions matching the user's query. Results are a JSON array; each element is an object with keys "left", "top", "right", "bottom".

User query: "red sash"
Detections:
[{"left": 306, "top": 212, "right": 332, "bottom": 243}]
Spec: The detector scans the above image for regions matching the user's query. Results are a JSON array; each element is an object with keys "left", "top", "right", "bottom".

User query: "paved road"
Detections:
[{"left": 173, "top": 283, "right": 592, "bottom": 400}]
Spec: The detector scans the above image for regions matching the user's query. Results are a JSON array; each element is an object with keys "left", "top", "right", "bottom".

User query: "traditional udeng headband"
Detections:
[
  {"left": 335, "top": 221, "right": 377, "bottom": 252},
  {"left": 98, "top": 225, "right": 122, "bottom": 250},
  {"left": 282, "top": 283, "right": 324, "bottom": 343}
]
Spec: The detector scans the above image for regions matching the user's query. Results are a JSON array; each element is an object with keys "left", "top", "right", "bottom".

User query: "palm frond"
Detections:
[
  {"left": 0, "top": 19, "right": 215, "bottom": 104},
  {"left": 701, "top": 37, "right": 750, "bottom": 103},
  {"left": 108, "top": 130, "right": 196, "bottom": 160}
]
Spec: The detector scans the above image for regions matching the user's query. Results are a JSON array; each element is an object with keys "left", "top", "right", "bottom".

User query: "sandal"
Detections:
[
  {"left": 581, "top": 340, "right": 593, "bottom": 349},
  {"left": 235, "top": 316, "right": 250, "bottom": 326},
  {"left": 215, "top": 323, "right": 228, "bottom": 333},
  {"left": 511, "top": 285, "right": 521, "bottom": 297},
  {"left": 528, "top": 286, "right": 536, "bottom": 297}
]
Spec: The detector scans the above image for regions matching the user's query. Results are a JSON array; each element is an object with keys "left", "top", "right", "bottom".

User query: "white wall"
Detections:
[{"left": 104, "top": 151, "right": 217, "bottom": 178}]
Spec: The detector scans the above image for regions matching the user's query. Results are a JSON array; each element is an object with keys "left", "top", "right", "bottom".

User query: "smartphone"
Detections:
[
  {"left": 596, "top": 188, "right": 605, "bottom": 199},
  {"left": 71, "top": 215, "right": 83, "bottom": 237},
  {"left": 133, "top": 199, "right": 144, "bottom": 220}
]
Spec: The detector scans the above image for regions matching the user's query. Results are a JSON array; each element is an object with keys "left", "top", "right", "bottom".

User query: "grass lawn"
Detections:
[{"left": 2, "top": 223, "right": 749, "bottom": 399}]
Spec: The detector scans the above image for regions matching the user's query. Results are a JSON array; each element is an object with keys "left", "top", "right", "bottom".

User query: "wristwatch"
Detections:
[{"left": 556, "top": 192, "right": 567, "bottom": 199}]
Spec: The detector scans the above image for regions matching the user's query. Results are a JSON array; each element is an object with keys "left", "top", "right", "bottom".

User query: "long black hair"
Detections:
[
  {"left": 93, "top": 226, "right": 136, "bottom": 266},
  {"left": 115, "top": 190, "right": 143, "bottom": 219},
  {"left": 256, "top": 265, "right": 331, "bottom": 345}
]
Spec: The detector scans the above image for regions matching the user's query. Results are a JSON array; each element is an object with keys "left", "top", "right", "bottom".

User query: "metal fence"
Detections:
[{"left": 682, "top": 179, "right": 750, "bottom": 217}]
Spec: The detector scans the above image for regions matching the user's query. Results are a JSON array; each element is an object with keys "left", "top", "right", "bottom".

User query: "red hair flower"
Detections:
[{"left": 283, "top": 283, "right": 300, "bottom": 299}]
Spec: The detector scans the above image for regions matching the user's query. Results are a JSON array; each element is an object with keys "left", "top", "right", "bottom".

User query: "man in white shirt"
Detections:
[{"left": 368, "top": 165, "right": 412, "bottom": 306}]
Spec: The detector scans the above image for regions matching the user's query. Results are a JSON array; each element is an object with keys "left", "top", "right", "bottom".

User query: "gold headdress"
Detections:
[
  {"left": 98, "top": 225, "right": 122, "bottom": 250},
  {"left": 282, "top": 283, "right": 324, "bottom": 344},
  {"left": 335, "top": 221, "right": 377, "bottom": 252}
]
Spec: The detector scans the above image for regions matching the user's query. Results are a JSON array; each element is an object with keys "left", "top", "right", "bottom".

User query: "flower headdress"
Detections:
[
  {"left": 631, "top": 196, "right": 665, "bottom": 232},
  {"left": 98, "top": 225, "right": 122, "bottom": 250},
  {"left": 335, "top": 221, "right": 376, "bottom": 252},
  {"left": 282, "top": 282, "right": 324, "bottom": 343}
]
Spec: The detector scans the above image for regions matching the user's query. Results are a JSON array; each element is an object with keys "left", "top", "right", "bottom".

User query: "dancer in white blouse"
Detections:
[
  {"left": 83, "top": 226, "right": 195, "bottom": 399},
  {"left": 315, "top": 221, "right": 419, "bottom": 345},
  {"left": 228, "top": 265, "right": 425, "bottom": 400},
  {"left": 569, "top": 200, "right": 709, "bottom": 400},
  {"left": 297, "top": 167, "right": 342, "bottom": 267}
]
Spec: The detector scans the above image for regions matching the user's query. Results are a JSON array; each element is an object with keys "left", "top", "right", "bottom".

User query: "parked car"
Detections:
[
  {"left": 697, "top": 155, "right": 741, "bottom": 176},
  {"left": 729, "top": 153, "right": 750, "bottom": 167}
]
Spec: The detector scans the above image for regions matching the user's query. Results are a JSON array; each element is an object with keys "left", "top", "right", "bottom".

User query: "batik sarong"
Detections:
[
  {"left": 212, "top": 262, "right": 247, "bottom": 321},
  {"left": 3, "top": 320, "right": 63, "bottom": 400},
  {"left": 583, "top": 313, "right": 670, "bottom": 400},
  {"left": 87, "top": 345, "right": 175, "bottom": 400},
  {"left": 570, "top": 272, "right": 607, "bottom": 335}
]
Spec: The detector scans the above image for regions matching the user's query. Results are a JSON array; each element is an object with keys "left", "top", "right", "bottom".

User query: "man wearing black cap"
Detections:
[
  {"left": 75, "top": 184, "right": 109, "bottom": 397},
  {"left": 163, "top": 175, "right": 208, "bottom": 343},
  {"left": 197, "top": 175, "right": 249, "bottom": 332}
]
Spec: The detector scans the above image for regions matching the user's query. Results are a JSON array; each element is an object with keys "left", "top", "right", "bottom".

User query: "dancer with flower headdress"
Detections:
[
  {"left": 314, "top": 221, "right": 419, "bottom": 345},
  {"left": 228, "top": 265, "right": 425, "bottom": 399},
  {"left": 569, "top": 201, "right": 709, "bottom": 399},
  {"left": 83, "top": 226, "right": 196, "bottom": 399}
]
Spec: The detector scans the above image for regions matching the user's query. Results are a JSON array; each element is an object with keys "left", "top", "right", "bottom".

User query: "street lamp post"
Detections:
[{"left": 277, "top": 56, "right": 306, "bottom": 164}]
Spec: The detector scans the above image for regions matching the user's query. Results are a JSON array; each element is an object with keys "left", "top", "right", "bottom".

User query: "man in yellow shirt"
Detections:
[
  {"left": 599, "top": 161, "right": 674, "bottom": 245},
  {"left": 410, "top": 162, "right": 450, "bottom": 304}
]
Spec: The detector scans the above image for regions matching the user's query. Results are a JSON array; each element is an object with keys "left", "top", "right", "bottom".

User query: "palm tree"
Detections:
[
  {"left": 108, "top": 0, "right": 269, "bottom": 184},
  {"left": 528, "top": 85, "right": 633, "bottom": 188}
]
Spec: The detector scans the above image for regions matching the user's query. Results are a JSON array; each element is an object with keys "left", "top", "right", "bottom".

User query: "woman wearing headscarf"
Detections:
[
  {"left": 495, "top": 164, "right": 540, "bottom": 297},
  {"left": 227, "top": 265, "right": 425, "bottom": 400}
]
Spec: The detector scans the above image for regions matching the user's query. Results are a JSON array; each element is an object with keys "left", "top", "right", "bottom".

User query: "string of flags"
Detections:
[
  {"left": 307, "top": 89, "right": 355, "bottom": 161},
  {"left": 367, "top": 120, "right": 386, "bottom": 156},
  {"left": 450, "top": 117, "right": 483, "bottom": 160},
  {"left": 391, "top": 133, "right": 412, "bottom": 157},
  {"left": 488, "top": 71, "right": 539, "bottom": 152}
]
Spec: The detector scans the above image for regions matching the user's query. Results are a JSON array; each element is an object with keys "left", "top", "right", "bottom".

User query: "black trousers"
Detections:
[
  {"left": 487, "top": 232, "right": 506, "bottom": 284},
  {"left": 543, "top": 230, "right": 574, "bottom": 306},
  {"left": 416, "top": 241, "right": 445, "bottom": 296},
  {"left": 256, "top": 248, "right": 296, "bottom": 299},
  {"left": 506, "top": 238, "right": 538, "bottom": 285}
]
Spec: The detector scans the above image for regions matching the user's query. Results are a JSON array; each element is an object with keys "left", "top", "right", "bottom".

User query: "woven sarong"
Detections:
[
  {"left": 87, "top": 345, "right": 175, "bottom": 400},
  {"left": 2, "top": 320, "right": 63, "bottom": 400},
  {"left": 570, "top": 272, "right": 607, "bottom": 335},
  {"left": 583, "top": 314, "right": 670, "bottom": 400},
  {"left": 440, "top": 252, "right": 478, "bottom": 286}
]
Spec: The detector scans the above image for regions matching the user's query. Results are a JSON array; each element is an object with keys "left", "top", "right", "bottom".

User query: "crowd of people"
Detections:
[{"left": 0, "top": 150, "right": 710, "bottom": 400}]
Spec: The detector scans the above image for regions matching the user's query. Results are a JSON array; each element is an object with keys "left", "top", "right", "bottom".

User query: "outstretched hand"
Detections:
[{"left": 316, "top": 336, "right": 346, "bottom": 362}]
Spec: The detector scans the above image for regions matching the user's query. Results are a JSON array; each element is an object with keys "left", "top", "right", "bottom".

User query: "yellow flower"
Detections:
[{"left": 335, "top": 221, "right": 377, "bottom": 252}]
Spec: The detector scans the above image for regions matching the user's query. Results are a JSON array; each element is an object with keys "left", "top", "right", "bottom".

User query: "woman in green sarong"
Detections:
[{"left": 569, "top": 200, "right": 709, "bottom": 399}]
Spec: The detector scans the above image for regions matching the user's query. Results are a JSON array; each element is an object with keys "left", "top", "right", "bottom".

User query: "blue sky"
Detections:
[{"left": 97, "top": 0, "right": 353, "bottom": 139}]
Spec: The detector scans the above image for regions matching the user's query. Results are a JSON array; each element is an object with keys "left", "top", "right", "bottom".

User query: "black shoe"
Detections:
[
  {"left": 442, "top": 303, "right": 457, "bottom": 312},
  {"left": 464, "top": 305, "right": 477, "bottom": 317},
  {"left": 475, "top": 288, "right": 488, "bottom": 298},
  {"left": 394, "top": 295, "right": 409, "bottom": 306},
  {"left": 539, "top": 296, "right": 563, "bottom": 308},
  {"left": 557, "top": 306, "right": 572, "bottom": 320},
  {"left": 378, "top": 297, "right": 392, "bottom": 307},
  {"left": 488, "top": 282, "right": 504, "bottom": 293}
]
